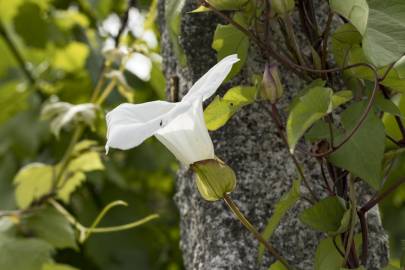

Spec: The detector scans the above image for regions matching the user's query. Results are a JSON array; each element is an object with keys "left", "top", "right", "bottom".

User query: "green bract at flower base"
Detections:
[{"left": 191, "top": 158, "right": 236, "bottom": 201}]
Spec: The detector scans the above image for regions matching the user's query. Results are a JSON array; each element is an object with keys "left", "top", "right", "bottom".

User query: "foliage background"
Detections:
[{"left": 0, "top": 0, "right": 183, "bottom": 269}]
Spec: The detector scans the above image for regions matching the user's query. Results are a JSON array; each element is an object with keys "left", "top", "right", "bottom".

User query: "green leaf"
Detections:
[
  {"left": 72, "top": 140, "right": 99, "bottom": 156},
  {"left": 315, "top": 237, "right": 342, "bottom": 270},
  {"left": 223, "top": 85, "right": 257, "bottom": 106},
  {"left": 329, "top": 102, "right": 385, "bottom": 189},
  {"left": 329, "top": 0, "right": 368, "bottom": 35},
  {"left": 259, "top": 179, "right": 300, "bottom": 261},
  {"left": 375, "top": 93, "right": 403, "bottom": 117},
  {"left": 52, "top": 42, "right": 89, "bottom": 73},
  {"left": 192, "top": 0, "right": 249, "bottom": 12},
  {"left": 14, "top": 163, "right": 54, "bottom": 209},
  {"left": 363, "top": 0, "right": 405, "bottom": 67},
  {"left": 42, "top": 263, "right": 79, "bottom": 270},
  {"left": 212, "top": 14, "right": 249, "bottom": 79},
  {"left": 287, "top": 87, "right": 338, "bottom": 152},
  {"left": 0, "top": 0, "right": 24, "bottom": 23},
  {"left": 53, "top": 10, "right": 89, "bottom": 30},
  {"left": 204, "top": 86, "right": 256, "bottom": 130},
  {"left": 305, "top": 120, "right": 332, "bottom": 142},
  {"left": 288, "top": 79, "right": 326, "bottom": 112},
  {"left": 299, "top": 196, "right": 346, "bottom": 234},
  {"left": 394, "top": 56, "right": 405, "bottom": 79},
  {"left": 67, "top": 151, "right": 104, "bottom": 172},
  {"left": 331, "top": 0, "right": 405, "bottom": 67},
  {"left": 331, "top": 90, "right": 353, "bottom": 108},
  {"left": 57, "top": 150, "right": 104, "bottom": 203},
  {"left": 0, "top": 233, "right": 53, "bottom": 270},
  {"left": 382, "top": 266, "right": 401, "bottom": 270},
  {"left": 315, "top": 235, "right": 362, "bottom": 270},
  {"left": 165, "top": 0, "right": 186, "bottom": 65},
  {"left": 0, "top": 81, "right": 30, "bottom": 125},
  {"left": 383, "top": 94, "right": 405, "bottom": 148},
  {"left": 268, "top": 260, "right": 287, "bottom": 270},
  {"left": 26, "top": 207, "right": 77, "bottom": 249},
  {"left": 332, "top": 24, "right": 405, "bottom": 94},
  {"left": 13, "top": 2, "right": 48, "bottom": 48},
  {"left": 204, "top": 97, "right": 239, "bottom": 131},
  {"left": 0, "top": 37, "right": 18, "bottom": 76},
  {"left": 57, "top": 172, "right": 86, "bottom": 203}
]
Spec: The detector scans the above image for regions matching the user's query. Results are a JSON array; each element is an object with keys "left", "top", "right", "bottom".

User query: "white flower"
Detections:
[
  {"left": 42, "top": 101, "right": 98, "bottom": 138},
  {"left": 105, "top": 54, "right": 239, "bottom": 165}
]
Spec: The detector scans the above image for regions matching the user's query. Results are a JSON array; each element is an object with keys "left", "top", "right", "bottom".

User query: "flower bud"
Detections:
[
  {"left": 260, "top": 64, "right": 284, "bottom": 103},
  {"left": 191, "top": 158, "right": 236, "bottom": 201},
  {"left": 270, "top": 0, "right": 295, "bottom": 15}
]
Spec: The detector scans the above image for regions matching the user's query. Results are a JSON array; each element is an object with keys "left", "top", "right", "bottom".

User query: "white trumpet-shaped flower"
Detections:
[{"left": 105, "top": 54, "right": 239, "bottom": 165}]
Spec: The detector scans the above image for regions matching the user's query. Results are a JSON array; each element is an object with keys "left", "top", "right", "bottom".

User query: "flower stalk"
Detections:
[{"left": 223, "top": 193, "right": 293, "bottom": 270}]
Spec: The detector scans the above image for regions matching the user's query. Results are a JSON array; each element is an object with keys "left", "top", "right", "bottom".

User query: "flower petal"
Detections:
[
  {"left": 155, "top": 98, "right": 215, "bottom": 165},
  {"left": 105, "top": 101, "right": 188, "bottom": 152},
  {"left": 182, "top": 54, "right": 240, "bottom": 102}
]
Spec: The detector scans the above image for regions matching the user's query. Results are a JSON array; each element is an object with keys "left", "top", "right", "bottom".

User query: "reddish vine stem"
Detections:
[
  {"left": 380, "top": 60, "right": 398, "bottom": 83},
  {"left": 202, "top": 0, "right": 307, "bottom": 78},
  {"left": 361, "top": 178, "right": 405, "bottom": 214},
  {"left": 358, "top": 177, "right": 405, "bottom": 263},
  {"left": 320, "top": 10, "right": 334, "bottom": 70},
  {"left": 357, "top": 210, "right": 369, "bottom": 265},
  {"left": 319, "top": 159, "right": 334, "bottom": 195},
  {"left": 306, "top": 63, "right": 379, "bottom": 158},
  {"left": 261, "top": 103, "right": 318, "bottom": 202},
  {"left": 204, "top": 2, "right": 380, "bottom": 159}
]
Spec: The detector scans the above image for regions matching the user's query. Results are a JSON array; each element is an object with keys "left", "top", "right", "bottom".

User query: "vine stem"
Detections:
[
  {"left": 96, "top": 79, "right": 117, "bottom": 105},
  {"left": 0, "top": 22, "right": 36, "bottom": 86},
  {"left": 357, "top": 177, "right": 405, "bottom": 263},
  {"left": 261, "top": 102, "right": 318, "bottom": 202},
  {"left": 49, "top": 199, "right": 158, "bottom": 243},
  {"left": 223, "top": 194, "right": 294, "bottom": 270},
  {"left": 281, "top": 15, "right": 306, "bottom": 67},
  {"left": 53, "top": 125, "right": 85, "bottom": 188},
  {"left": 203, "top": 1, "right": 380, "bottom": 159}
]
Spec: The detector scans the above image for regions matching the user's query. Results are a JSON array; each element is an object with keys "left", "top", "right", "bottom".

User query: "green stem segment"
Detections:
[
  {"left": 223, "top": 194, "right": 294, "bottom": 270},
  {"left": 54, "top": 126, "right": 85, "bottom": 189},
  {"left": 50, "top": 199, "right": 159, "bottom": 243}
]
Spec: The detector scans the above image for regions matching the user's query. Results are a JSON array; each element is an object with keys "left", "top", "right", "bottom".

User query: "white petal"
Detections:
[
  {"left": 99, "top": 13, "right": 121, "bottom": 37},
  {"left": 125, "top": 53, "right": 152, "bottom": 81},
  {"left": 155, "top": 98, "right": 215, "bottom": 165},
  {"left": 105, "top": 101, "right": 189, "bottom": 152},
  {"left": 128, "top": 7, "right": 145, "bottom": 38},
  {"left": 142, "top": 30, "right": 158, "bottom": 49},
  {"left": 182, "top": 54, "right": 240, "bottom": 102}
]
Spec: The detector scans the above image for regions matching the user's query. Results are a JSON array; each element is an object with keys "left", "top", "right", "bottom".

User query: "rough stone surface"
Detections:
[{"left": 158, "top": 1, "right": 389, "bottom": 269}]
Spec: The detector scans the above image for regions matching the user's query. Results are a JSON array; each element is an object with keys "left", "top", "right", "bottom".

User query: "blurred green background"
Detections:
[{"left": 0, "top": 0, "right": 183, "bottom": 269}]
